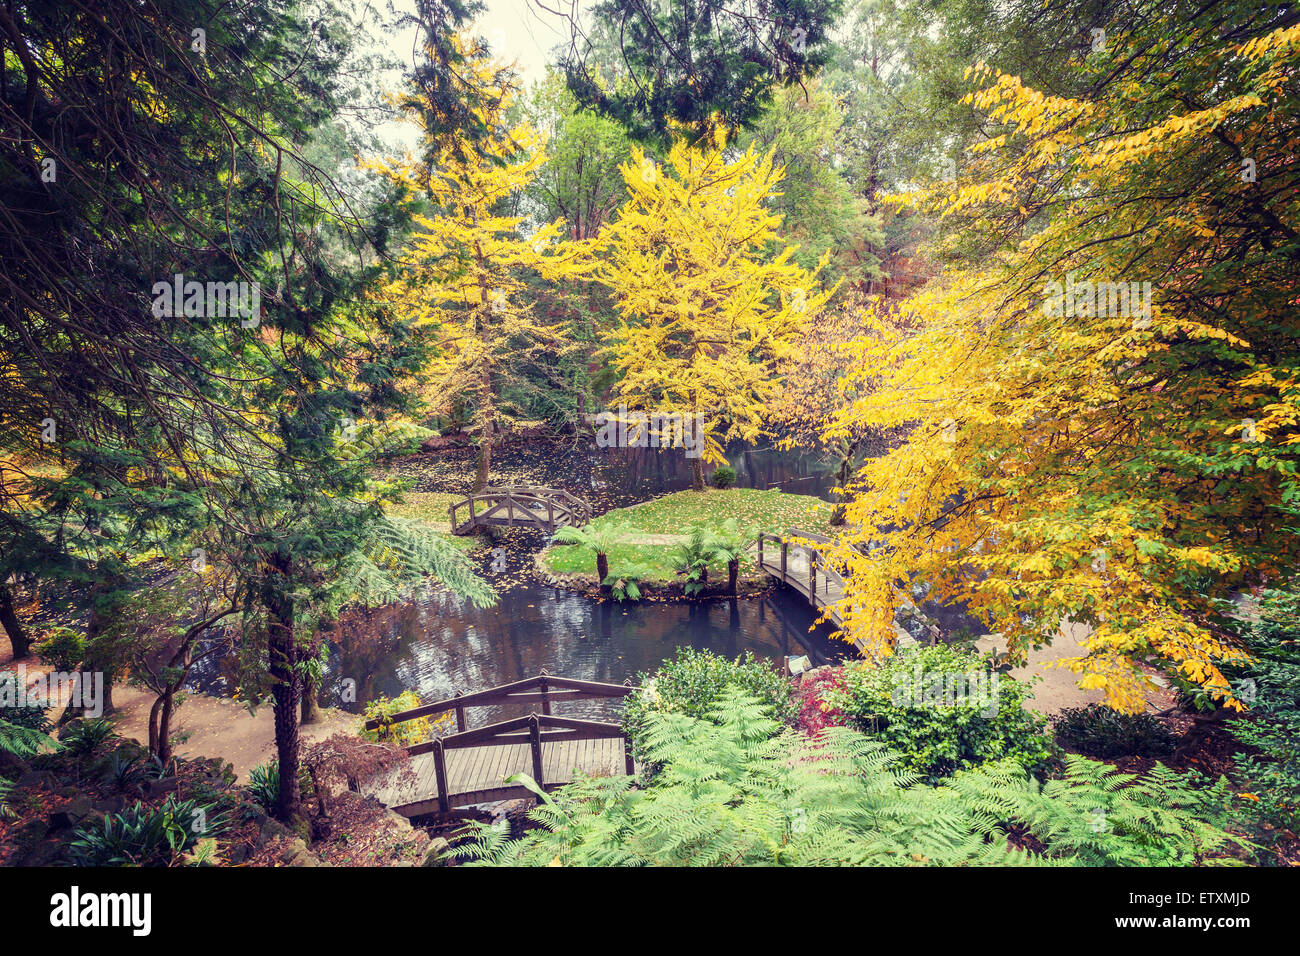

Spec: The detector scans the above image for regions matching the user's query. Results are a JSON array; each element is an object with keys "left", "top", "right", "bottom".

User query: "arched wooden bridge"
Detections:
[
  {"left": 757, "top": 527, "right": 879, "bottom": 656},
  {"left": 365, "top": 673, "right": 636, "bottom": 817},
  {"left": 449, "top": 485, "right": 592, "bottom": 535},
  {"left": 758, "top": 528, "right": 935, "bottom": 657},
  {"left": 756, "top": 528, "right": 846, "bottom": 626}
]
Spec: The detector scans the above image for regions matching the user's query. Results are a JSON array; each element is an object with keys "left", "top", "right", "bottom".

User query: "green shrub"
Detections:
[
  {"left": 247, "top": 762, "right": 280, "bottom": 813},
  {"left": 0, "top": 672, "right": 52, "bottom": 734},
  {"left": 820, "top": 643, "right": 1055, "bottom": 783},
  {"left": 247, "top": 760, "right": 315, "bottom": 814},
  {"left": 1218, "top": 585, "right": 1300, "bottom": 833},
  {"left": 69, "top": 796, "right": 228, "bottom": 866},
  {"left": 33, "top": 626, "right": 85, "bottom": 671},
  {"left": 103, "top": 751, "right": 148, "bottom": 793},
  {"left": 670, "top": 525, "right": 713, "bottom": 597},
  {"left": 711, "top": 465, "right": 737, "bottom": 489},
  {"left": 60, "top": 717, "right": 117, "bottom": 756},
  {"left": 1052, "top": 704, "right": 1176, "bottom": 760},
  {"left": 604, "top": 563, "right": 653, "bottom": 603},
  {"left": 623, "top": 647, "right": 794, "bottom": 759}
]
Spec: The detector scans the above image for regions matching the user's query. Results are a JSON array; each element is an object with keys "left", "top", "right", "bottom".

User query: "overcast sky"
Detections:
[
  {"left": 367, "top": 0, "right": 574, "bottom": 148},
  {"left": 381, "top": 0, "right": 571, "bottom": 87}
]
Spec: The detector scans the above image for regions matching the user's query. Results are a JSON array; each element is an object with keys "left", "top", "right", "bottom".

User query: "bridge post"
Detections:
[
  {"left": 432, "top": 737, "right": 450, "bottom": 814},
  {"left": 540, "top": 677, "right": 551, "bottom": 715},
  {"left": 528, "top": 714, "right": 545, "bottom": 789},
  {"left": 449, "top": 501, "right": 457, "bottom": 533},
  {"left": 547, "top": 498, "right": 554, "bottom": 531},
  {"left": 508, "top": 494, "right": 515, "bottom": 527},
  {"left": 454, "top": 691, "right": 466, "bottom": 732},
  {"left": 809, "top": 550, "right": 817, "bottom": 605},
  {"left": 780, "top": 539, "right": 788, "bottom": 579},
  {"left": 623, "top": 736, "right": 635, "bottom": 776}
]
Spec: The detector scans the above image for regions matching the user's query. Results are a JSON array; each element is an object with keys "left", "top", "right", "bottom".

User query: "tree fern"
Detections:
[
  {"left": 335, "top": 516, "right": 496, "bottom": 610},
  {"left": 335, "top": 419, "right": 436, "bottom": 462},
  {"left": 0, "top": 718, "right": 55, "bottom": 759}
]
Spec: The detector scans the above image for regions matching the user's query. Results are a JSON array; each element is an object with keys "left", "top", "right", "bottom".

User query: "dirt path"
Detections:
[
  {"left": 3, "top": 652, "right": 358, "bottom": 781},
  {"left": 976, "top": 621, "right": 1173, "bottom": 714}
]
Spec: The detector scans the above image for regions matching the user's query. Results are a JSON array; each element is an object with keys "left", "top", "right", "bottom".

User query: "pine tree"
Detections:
[{"left": 374, "top": 39, "right": 591, "bottom": 489}]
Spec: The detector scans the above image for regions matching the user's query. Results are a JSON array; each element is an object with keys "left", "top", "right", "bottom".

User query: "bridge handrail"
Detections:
[
  {"left": 404, "top": 712, "right": 627, "bottom": 756},
  {"left": 756, "top": 528, "right": 846, "bottom": 589},
  {"left": 373, "top": 677, "right": 638, "bottom": 813},
  {"left": 363, "top": 673, "right": 636, "bottom": 731},
  {"left": 448, "top": 486, "right": 592, "bottom": 532}
]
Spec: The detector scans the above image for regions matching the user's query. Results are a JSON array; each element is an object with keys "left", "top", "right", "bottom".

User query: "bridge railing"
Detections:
[
  {"left": 448, "top": 486, "right": 591, "bottom": 533},
  {"left": 483, "top": 484, "right": 591, "bottom": 518},
  {"left": 756, "top": 527, "right": 844, "bottom": 605},
  {"left": 364, "top": 673, "right": 637, "bottom": 812}
]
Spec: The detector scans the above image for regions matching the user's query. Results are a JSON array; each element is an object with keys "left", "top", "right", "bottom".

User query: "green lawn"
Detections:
[
  {"left": 383, "top": 491, "right": 479, "bottom": 551},
  {"left": 611, "top": 488, "right": 832, "bottom": 535},
  {"left": 541, "top": 488, "right": 831, "bottom": 583}
]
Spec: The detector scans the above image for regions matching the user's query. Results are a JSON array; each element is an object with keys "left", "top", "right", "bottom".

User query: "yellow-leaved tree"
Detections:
[
  {"left": 372, "top": 40, "right": 589, "bottom": 489},
  {"left": 592, "top": 133, "right": 837, "bottom": 490},
  {"left": 819, "top": 13, "right": 1300, "bottom": 712}
]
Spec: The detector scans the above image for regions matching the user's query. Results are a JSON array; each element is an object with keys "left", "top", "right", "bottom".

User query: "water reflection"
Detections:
[{"left": 312, "top": 585, "right": 846, "bottom": 724}]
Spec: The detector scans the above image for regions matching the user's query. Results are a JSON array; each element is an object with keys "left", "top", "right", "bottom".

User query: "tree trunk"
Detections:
[
  {"left": 596, "top": 551, "right": 609, "bottom": 589},
  {"left": 148, "top": 695, "right": 163, "bottom": 756},
  {"left": 83, "top": 582, "right": 119, "bottom": 715},
  {"left": 301, "top": 633, "right": 324, "bottom": 725},
  {"left": 263, "top": 553, "right": 303, "bottom": 825},
  {"left": 156, "top": 688, "right": 176, "bottom": 764},
  {"left": 0, "top": 581, "right": 30, "bottom": 658},
  {"left": 829, "top": 440, "right": 859, "bottom": 526},
  {"left": 690, "top": 456, "right": 706, "bottom": 491},
  {"left": 728, "top": 559, "right": 739, "bottom": 595},
  {"left": 475, "top": 438, "right": 491, "bottom": 492},
  {"left": 473, "top": 260, "right": 495, "bottom": 492}
]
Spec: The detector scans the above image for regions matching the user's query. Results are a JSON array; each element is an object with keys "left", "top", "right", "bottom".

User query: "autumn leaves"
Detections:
[
  {"left": 374, "top": 43, "right": 836, "bottom": 493},
  {"left": 821, "top": 16, "right": 1300, "bottom": 711}
]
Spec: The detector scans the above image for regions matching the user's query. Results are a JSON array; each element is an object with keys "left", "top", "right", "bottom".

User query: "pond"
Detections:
[
  {"left": 189, "top": 440, "right": 985, "bottom": 717},
  {"left": 320, "top": 583, "right": 845, "bottom": 724},
  {"left": 187, "top": 572, "right": 846, "bottom": 724}
]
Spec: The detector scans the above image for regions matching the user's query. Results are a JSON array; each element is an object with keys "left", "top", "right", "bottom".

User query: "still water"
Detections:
[
  {"left": 318, "top": 585, "right": 846, "bottom": 723},
  {"left": 192, "top": 441, "right": 852, "bottom": 715}
]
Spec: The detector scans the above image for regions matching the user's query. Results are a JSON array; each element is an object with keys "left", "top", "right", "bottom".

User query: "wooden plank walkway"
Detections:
[
  {"left": 755, "top": 528, "right": 880, "bottom": 656},
  {"left": 371, "top": 737, "right": 628, "bottom": 817},
  {"left": 361, "top": 674, "right": 636, "bottom": 818}
]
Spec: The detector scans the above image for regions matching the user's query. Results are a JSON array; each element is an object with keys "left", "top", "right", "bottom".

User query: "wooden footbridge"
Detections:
[
  {"left": 757, "top": 528, "right": 873, "bottom": 653},
  {"left": 449, "top": 485, "right": 592, "bottom": 535},
  {"left": 365, "top": 673, "right": 636, "bottom": 817}
]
